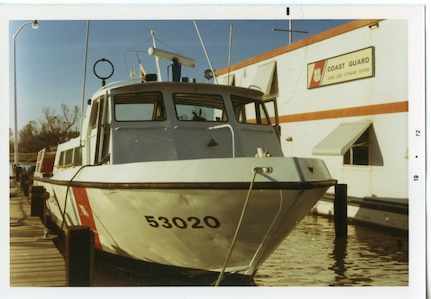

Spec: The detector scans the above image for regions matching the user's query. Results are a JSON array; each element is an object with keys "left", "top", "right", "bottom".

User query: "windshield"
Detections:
[
  {"left": 231, "top": 95, "right": 270, "bottom": 125},
  {"left": 114, "top": 91, "right": 166, "bottom": 121},
  {"left": 173, "top": 93, "right": 227, "bottom": 122}
]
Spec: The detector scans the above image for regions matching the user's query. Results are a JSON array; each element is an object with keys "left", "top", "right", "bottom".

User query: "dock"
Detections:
[{"left": 10, "top": 181, "right": 66, "bottom": 287}]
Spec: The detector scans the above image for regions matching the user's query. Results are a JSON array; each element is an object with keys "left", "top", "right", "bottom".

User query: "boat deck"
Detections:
[{"left": 10, "top": 182, "right": 66, "bottom": 287}]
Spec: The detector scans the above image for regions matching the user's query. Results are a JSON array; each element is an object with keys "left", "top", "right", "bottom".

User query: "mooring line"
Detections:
[
  {"left": 59, "top": 164, "right": 91, "bottom": 231},
  {"left": 214, "top": 168, "right": 260, "bottom": 286}
]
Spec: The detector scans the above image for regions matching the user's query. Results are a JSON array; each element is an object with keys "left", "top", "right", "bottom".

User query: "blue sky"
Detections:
[{"left": 9, "top": 18, "right": 352, "bottom": 132}]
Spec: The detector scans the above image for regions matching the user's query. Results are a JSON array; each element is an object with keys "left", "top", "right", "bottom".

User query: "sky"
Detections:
[{"left": 8, "top": 18, "right": 353, "bottom": 133}]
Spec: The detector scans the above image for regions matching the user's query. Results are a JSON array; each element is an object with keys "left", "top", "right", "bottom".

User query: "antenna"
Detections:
[
  {"left": 227, "top": 23, "right": 233, "bottom": 85},
  {"left": 147, "top": 47, "right": 195, "bottom": 67},
  {"left": 147, "top": 47, "right": 195, "bottom": 82},
  {"left": 193, "top": 20, "right": 218, "bottom": 84},
  {"left": 272, "top": 21, "right": 309, "bottom": 45},
  {"left": 80, "top": 20, "right": 90, "bottom": 146},
  {"left": 150, "top": 29, "right": 162, "bottom": 81}
]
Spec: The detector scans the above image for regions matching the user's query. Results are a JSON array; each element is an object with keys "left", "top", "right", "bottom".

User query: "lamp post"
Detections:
[{"left": 13, "top": 20, "right": 39, "bottom": 175}]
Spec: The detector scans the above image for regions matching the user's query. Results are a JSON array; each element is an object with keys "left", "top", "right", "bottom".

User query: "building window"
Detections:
[{"left": 343, "top": 129, "right": 369, "bottom": 165}]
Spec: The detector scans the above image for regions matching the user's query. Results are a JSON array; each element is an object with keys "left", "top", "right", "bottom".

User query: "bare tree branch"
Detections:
[{"left": 18, "top": 103, "right": 80, "bottom": 153}]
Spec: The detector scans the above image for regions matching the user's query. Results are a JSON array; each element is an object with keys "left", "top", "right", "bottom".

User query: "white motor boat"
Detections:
[{"left": 33, "top": 54, "right": 336, "bottom": 285}]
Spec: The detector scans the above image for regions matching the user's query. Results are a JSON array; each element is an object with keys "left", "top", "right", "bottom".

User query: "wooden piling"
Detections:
[
  {"left": 15, "top": 166, "right": 22, "bottom": 182},
  {"left": 334, "top": 184, "right": 348, "bottom": 238},
  {"left": 30, "top": 185, "right": 46, "bottom": 218},
  {"left": 20, "top": 172, "right": 29, "bottom": 196},
  {"left": 66, "top": 226, "right": 94, "bottom": 287}
]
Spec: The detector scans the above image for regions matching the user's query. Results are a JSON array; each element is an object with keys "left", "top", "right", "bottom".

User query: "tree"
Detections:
[
  {"left": 18, "top": 104, "right": 80, "bottom": 153},
  {"left": 40, "top": 104, "right": 80, "bottom": 145},
  {"left": 18, "top": 121, "right": 44, "bottom": 153}
]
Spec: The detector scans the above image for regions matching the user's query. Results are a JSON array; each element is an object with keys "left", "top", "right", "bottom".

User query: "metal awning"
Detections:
[
  {"left": 312, "top": 121, "right": 372, "bottom": 155},
  {"left": 252, "top": 61, "right": 276, "bottom": 95},
  {"left": 222, "top": 74, "right": 235, "bottom": 86}
]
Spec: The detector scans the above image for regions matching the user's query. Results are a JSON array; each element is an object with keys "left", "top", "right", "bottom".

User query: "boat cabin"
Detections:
[{"left": 52, "top": 82, "right": 282, "bottom": 173}]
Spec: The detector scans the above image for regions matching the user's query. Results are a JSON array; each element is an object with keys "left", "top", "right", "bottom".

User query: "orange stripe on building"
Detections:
[
  {"left": 279, "top": 101, "right": 408, "bottom": 123},
  {"left": 216, "top": 19, "right": 383, "bottom": 76}
]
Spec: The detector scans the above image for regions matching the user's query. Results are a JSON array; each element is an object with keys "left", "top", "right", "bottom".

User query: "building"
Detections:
[{"left": 215, "top": 19, "right": 408, "bottom": 230}]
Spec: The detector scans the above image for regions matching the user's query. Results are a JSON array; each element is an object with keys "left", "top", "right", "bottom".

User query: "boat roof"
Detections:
[{"left": 91, "top": 81, "right": 264, "bottom": 100}]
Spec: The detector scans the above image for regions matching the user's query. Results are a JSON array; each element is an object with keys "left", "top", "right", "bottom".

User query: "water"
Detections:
[
  {"left": 93, "top": 215, "right": 408, "bottom": 286},
  {"left": 254, "top": 215, "right": 408, "bottom": 286}
]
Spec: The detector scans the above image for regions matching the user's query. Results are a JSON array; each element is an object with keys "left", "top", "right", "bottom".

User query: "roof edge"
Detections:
[{"left": 215, "top": 19, "right": 383, "bottom": 76}]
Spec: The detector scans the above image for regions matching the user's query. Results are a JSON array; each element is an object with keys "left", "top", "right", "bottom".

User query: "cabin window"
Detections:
[
  {"left": 73, "top": 147, "right": 82, "bottom": 166},
  {"left": 343, "top": 129, "right": 369, "bottom": 165},
  {"left": 231, "top": 95, "right": 271, "bottom": 125},
  {"left": 114, "top": 92, "right": 166, "bottom": 121},
  {"left": 89, "top": 98, "right": 101, "bottom": 130},
  {"left": 57, "top": 147, "right": 82, "bottom": 167},
  {"left": 58, "top": 151, "right": 65, "bottom": 166},
  {"left": 173, "top": 93, "right": 227, "bottom": 122},
  {"left": 64, "top": 149, "right": 73, "bottom": 165}
]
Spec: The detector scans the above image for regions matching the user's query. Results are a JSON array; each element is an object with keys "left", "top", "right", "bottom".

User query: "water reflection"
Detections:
[
  {"left": 330, "top": 238, "right": 347, "bottom": 284},
  {"left": 254, "top": 215, "right": 408, "bottom": 286}
]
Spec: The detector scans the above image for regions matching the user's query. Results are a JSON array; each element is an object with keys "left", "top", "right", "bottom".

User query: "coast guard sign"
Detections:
[{"left": 307, "top": 47, "right": 375, "bottom": 89}]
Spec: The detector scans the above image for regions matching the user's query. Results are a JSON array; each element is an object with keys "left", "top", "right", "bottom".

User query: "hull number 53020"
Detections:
[{"left": 145, "top": 215, "right": 220, "bottom": 229}]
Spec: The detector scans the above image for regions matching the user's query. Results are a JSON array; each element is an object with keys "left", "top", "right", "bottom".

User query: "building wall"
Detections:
[
  {"left": 217, "top": 19, "right": 408, "bottom": 200},
  {"left": 280, "top": 113, "right": 408, "bottom": 200}
]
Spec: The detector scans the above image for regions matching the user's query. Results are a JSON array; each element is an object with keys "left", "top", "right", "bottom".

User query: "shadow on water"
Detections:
[
  {"left": 91, "top": 250, "right": 254, "bottom": 286},
  {"left": 254, "top": 215, "right": 408, "bottom": 286}
]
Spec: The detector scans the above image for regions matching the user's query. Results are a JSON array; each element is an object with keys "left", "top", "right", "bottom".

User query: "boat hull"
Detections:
[
  {"left": 34, "top": 157, "right": 336, "bottom": 280},
  {"left": 92, "top": 248, "right": 255, "bottom": 286}
]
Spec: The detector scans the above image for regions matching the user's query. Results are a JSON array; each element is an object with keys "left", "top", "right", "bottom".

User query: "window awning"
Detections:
[
  {"left": 252, "top": 61, "right": 276, "bottom": 95},
  {"left": 312, "top": 121, "right": 372, "bottom": 156},
  {"left": 222, "top": 74, "right": 235, "bottom": 86}
]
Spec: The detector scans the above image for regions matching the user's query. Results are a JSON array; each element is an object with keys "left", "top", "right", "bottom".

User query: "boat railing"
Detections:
[
  {"left": 114, "top": 126, "right": 169, "bottom": 131},
  {"left": 207, "top": 124, "right": 235, "bottom": 158},
  {"left": 172, "top": 124, "right": 236, "bottom": 158},
  {"left": 239, "top": 127, "right": 277, "bottom": 134}
]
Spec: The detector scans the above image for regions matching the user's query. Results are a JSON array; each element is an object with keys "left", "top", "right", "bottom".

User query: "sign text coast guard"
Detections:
[{"left": 307, "top": 47, "right": 375, "bottom": 89}]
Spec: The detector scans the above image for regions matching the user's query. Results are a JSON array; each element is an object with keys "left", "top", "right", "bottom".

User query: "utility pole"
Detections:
[{"left": 272, "top": 20, "right": 308, "bottom": 44}]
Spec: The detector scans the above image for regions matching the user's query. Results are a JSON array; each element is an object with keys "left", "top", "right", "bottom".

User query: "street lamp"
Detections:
[{"left": 13, "top": 20, "right": 39, "bottom": 176}]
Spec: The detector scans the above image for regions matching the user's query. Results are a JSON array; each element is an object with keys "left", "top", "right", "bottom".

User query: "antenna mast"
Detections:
[
  {"left": 227, "top": 23, "right": 233, "bottom": 85},
  {"left": 193, "top": 20, "right": 218, "bottom": 84},
  {"left": 151, "top": 29, "right": 162, "bottom": 81},
  {"left": 80, "top": 20, "right": 90, "bottom": 146}
]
